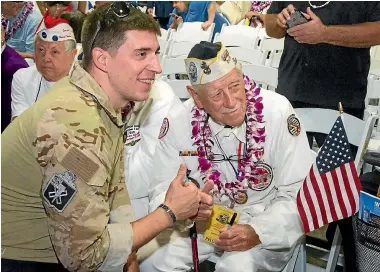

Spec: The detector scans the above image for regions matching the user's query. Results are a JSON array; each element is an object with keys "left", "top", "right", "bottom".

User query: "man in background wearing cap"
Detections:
[
  {"left": 10, "top": 16, "right": 77, "bottom": 119},
  {"left": 142, "top": 41, "right": 313, "bottom": 272},
  {"left": 2, "top": 2, "right": 210, "bottom": 271}
]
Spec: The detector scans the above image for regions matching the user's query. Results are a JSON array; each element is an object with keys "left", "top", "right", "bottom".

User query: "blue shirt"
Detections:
[
  {"left": 167, "top": 1, "right": 229, "bottom": 39},
  {"left": 6, "top": 8, "right": 42, "bottom": 54}
]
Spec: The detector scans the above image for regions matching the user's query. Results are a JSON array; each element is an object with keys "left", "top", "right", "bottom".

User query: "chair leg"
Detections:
[{"left": 326, "top": 228, "right": 342, "bottom": 272}]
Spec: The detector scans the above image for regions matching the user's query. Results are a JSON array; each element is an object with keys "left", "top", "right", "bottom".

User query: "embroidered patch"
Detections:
[
  {"left": 43, "top": 171, "right": 77, "bottom": 212},
  {"left": 248, "top": 162, "right": 273, "bottom": 191},
  {"left": 188, "top": 62, "right": 198, "bottom": 83},
  {"left": 158, "top": 118, "right": 169, "bottom": 139},
  {"left": 234, "top": 191, "right": 248, "bottom": 204},
  {"left": 200, "top": 61, "right": 211, "bottom": 75},
  {"left": 61, "top": 147, "right": 99, "bottom": 183},
  {"left": 287, "top": 114, "right": 301, "bottom": 136},
  {"left": 124, "top": 125, "right": 141, "bottom": 146},
  {"left": 179, "top": 150, "right": 199, "bottom": 156}
]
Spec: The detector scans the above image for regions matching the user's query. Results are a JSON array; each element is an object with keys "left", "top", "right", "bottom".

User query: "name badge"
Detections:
[
  {"left": 124, "top": 125, "right": 141, "bottom": 146},
  {"left": 203, "top": 205, "right": 240, "bottom": 245}
]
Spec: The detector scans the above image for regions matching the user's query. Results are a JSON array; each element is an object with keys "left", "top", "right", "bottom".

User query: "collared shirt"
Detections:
[
  {"left": 11, "top": 64, "right": 56, "bottom": 118},
  {"left": 267, "top": 1, "right": 380, "bottom": 109},
  {"left": 5, "top": 8, "right": 42, "bottom": 54},
  {"left": 2, "top": 62, "right": 134, "bottom": 271},
  {"left": 149, "top": 82, "right": 313, "bottom": 249}
]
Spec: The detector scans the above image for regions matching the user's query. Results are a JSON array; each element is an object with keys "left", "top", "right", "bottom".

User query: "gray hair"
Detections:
[{"left": 64, "top": 39, "right": 76, "bottom": 52}]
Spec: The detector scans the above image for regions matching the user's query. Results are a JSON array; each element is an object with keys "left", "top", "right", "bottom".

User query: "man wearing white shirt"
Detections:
[
  {"left": 141, "top": 41, "right": 313, "bottom": 271},
  {"left": 124, "top": 79, "right": 182, "bottom": 220},
  {"left": 11, "top": 16, "right": 76, "bottom": 119}
]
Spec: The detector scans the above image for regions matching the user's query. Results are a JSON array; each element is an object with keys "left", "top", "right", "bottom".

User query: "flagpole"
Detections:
[{"left": 339, "top": 102, "right": 344, "bottom": 124}]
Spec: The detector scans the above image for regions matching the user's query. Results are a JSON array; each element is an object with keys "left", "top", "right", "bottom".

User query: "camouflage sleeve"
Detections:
[{"left": 36, "top": 110, "right": 133, "bottom": 271}]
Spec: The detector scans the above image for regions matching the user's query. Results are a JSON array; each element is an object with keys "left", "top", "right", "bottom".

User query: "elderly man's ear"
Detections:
[{"left": 187, "top": 85, "right": 203, "bottom": 109}]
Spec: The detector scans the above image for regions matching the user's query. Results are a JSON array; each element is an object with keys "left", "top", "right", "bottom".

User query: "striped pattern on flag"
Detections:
[{"left": 296, "top": 116, "right": 361, "bottom": 233}]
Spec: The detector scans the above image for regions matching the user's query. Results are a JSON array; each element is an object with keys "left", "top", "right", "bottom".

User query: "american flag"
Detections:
[{"left": 297, "top": 116, "right": 362, "bottom": 233}]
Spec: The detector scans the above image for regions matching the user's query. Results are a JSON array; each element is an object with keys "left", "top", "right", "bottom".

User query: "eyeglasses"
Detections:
[
  {"left": 89, "top": 2, "right": 134, "bottom": 51},
  {"left": 202, "top": 116, "right": 247, "bottom": 163}
]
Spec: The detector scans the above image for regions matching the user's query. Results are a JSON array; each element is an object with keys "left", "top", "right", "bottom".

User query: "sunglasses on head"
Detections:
[{"left": 90, "top": 1, "right": 135, "bottom": 50}]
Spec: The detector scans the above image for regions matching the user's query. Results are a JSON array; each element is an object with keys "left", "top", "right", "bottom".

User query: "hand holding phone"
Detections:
[{"left": 286, "top": 10, "right": 309, "bottom": 29}]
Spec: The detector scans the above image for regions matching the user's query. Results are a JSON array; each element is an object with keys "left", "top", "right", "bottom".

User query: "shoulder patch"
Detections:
[
  {"left": 287, "top": 114, "right": 301, "bottom": 136},
  {"left": 158, "top": 118, "right": 169, "bottom": 139},
  {"left": 43, "top": 171, "right": 77, "bottom": 212}
]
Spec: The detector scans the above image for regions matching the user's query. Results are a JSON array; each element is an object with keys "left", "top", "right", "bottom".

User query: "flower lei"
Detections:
[
  {"left": 191, "top": 75, "right": 266, "bottom": 203},
  {"left": 1, "top": 2, "right": 34, "bottom": 41},
  {"left": 250, "top": 1, "right": 272, "bottom": 13}
]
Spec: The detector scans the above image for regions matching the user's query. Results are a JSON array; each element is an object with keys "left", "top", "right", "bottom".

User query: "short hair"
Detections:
[
  {"left": 64, "top": 39, "right": 76, "bottom": 52},
  {"left": 81, "top": 3, "right": 161, "bottom": 71},
  {"left": 60, "top": 10, "right": 86, "bottom": 43}
]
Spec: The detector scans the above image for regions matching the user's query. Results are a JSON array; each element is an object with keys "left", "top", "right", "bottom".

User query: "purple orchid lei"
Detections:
[
  {"left": 1, "top": 2, "right": 34, "bottom": 41},
  {"left": 191, "top": 75, "right": 266, "bottom": 203}
]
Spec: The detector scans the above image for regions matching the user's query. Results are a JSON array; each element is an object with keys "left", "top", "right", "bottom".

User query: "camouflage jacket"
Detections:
[{"left": 1, "top": 62, "right": 135, "bottom": 271}]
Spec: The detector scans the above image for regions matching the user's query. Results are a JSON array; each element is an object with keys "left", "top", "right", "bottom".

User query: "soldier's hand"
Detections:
[
  {"left": 277, "top": 4, "right": 295, "bottom": 28},
  {"left": 164, "top": 164, "right": 200, "bottom": 221},
  {"left": 215, "top": 224, "right": 261, "bottom": 252}
]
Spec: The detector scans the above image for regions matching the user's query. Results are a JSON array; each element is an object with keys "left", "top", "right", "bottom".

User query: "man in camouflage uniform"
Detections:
[{"left": 1, "top": 2, "right": 211, "bottom": 271}]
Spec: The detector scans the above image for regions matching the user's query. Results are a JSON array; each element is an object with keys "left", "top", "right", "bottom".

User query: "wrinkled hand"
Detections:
[
  {"left": 201, "top": 21, "right": 212, "bottom": 31},
  {"left": 214, "top": 224, "right": 261, "bottom": 252},
  {"left": 173, "top": 16, "right": 183, "bottom": 27},
  {"left": 287, "top": 7, "right": 326, "bottom": 44},
  {"left": 277, "top": 4, "right": 296, "bottom": 28},
  {"left": 192, "top": 180, "right": 214, "bottom": 221},
  {"left": 123, "top": 252, "right": 139, "bottom": 272}
]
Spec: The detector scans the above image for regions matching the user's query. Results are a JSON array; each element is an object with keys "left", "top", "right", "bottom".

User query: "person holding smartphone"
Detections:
[{"left": 265, "top": 2, "right": 380, "bottom": 271}]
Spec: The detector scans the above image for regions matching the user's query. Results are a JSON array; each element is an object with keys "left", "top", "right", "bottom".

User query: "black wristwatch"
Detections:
[{"left": 158, "top": 204, "right": 176, "bottom": 225}]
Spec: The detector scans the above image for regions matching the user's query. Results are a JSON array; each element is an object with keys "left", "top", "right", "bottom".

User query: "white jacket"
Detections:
[{"left": 149, "top": 89, "right": 313, "bottom": 250}]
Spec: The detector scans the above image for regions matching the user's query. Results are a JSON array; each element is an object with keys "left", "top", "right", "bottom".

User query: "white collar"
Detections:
[{"left": 208, "top": 116, "right": 246, "bottom": 143}]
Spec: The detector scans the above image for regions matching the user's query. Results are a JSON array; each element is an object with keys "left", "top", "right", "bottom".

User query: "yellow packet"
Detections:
[
  {"left": 203, "top": 205, "right": 240, "bottom": 245},
  {"left": 377, "top": 185, "right": 380, "bottom": 198}
]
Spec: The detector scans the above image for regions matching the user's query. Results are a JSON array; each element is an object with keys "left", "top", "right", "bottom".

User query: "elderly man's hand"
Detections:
[
  {"left": 287, "top": 7, "right": 327, "bottom": 44},
  {"left": 214, "top": 224, "right": 261, "bottom": 252},
  {"left": 192, "top": 180, "right": 214, "bottom": 221}
]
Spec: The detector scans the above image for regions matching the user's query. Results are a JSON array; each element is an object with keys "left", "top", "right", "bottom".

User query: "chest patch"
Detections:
[
  {"left": 248, "top": 162, "right": 273, "bottom": 191},
  {"left": 124, "top": 125, "right": 141, "bottom": 146},
  {"left": 158, "top": 118, "right": 169, "bottom": 139}
]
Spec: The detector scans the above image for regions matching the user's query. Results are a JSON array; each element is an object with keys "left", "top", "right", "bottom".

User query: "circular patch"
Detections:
[
  {"left": 287, "top": 114, "right": 301, "bottom": 136},
  {"left": 158, "top": 118, "right": 169, "bottom": 139},
  {"left": 188, "top": 61, "right": 198, "bottom": 83},
  {"left": 248, "top": 162, "right": 273, "bottom": 191},
  {"left": 234, "top": 191, "right": 248, "bottom": 205},
  {"left": 52, "top": 35, "right": 59, "bottom": 41},
  {"left": 41, "top": 31, "right": 47, "bottom": 39}
]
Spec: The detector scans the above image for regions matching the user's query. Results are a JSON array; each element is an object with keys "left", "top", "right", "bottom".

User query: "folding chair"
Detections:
[
  {"left": 294, "top": 107, "right": 379, "bottom": 272},
  {"left": 160, "top": 55, "right": 190, "bottom": 101},
  {"left": 174, "top": 22, "right": 215, "bottom": 42},
  {"left": 241, "top": 63, "right": 278, "bottom": 91},
  {"left": 258, "top": 37, "right": 285, "bottom": 67},
  {"left": 165, "top": 40, "right": 198, "bottom": 58},
  {"left": 226, "top": 47, "right": 265, "bottom": 65}
]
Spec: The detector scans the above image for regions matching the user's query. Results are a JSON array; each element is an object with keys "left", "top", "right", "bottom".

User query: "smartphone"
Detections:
[
  {"left": 286, "top": 10, "right": 309, "bottom": 28},
  {"left": 169, "top": 13, "right": 179, "bottom": 18}
]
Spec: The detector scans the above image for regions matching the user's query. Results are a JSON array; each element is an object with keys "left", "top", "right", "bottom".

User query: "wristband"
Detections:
[{"left": 158, "top": 204, "right": 177, "bottom": 225}]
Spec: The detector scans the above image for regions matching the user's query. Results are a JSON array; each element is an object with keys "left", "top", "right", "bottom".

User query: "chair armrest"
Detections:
[{"left": 363, "top": 152, "right": 380, "bottom": 167}]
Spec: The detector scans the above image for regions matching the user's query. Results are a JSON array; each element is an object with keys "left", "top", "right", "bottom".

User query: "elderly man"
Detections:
[
  {"left": 2, "top": 2, "right": 210, "bottom": 271},
  {"left": 141, "top": 41, "right": 313, "bottom": 272},
  {"left": 11, "top": 17, "right": 77, "bottom": 119}
]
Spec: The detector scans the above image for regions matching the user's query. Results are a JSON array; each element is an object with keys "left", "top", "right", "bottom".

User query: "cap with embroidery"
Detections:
[
  {"left": 35, "top": 13, "right": 75, "bottom": 42},
  {"left": 185, "top": 41, "right": 241, "bottom": 86}
]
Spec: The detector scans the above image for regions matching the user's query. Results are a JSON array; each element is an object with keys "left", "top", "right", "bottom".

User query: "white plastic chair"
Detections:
[
  {"left": 226, "top": 47, "right": 265, "bottom": 65},
  {"left": 241, "top": 63, "right": 278, "bottom": 91},
  {"left": 258, "top": 38, "right": 285, "bottom": 67},
  {"left": 370, "top": 58, "right": 380, "bottom": 77},
  {"left": 370, "top": 45, "right": 380, "bottom": 59},
  {"left": 174, "top": 22, "right": 215, "bottom": 42},
  {"left": 294, "top": 107, "right": 378, "bottom": 272},
  {"left": 165, "top": 40, "right": 198, "bottom": 58},
  {"left": 160, "top": 55, "right": 190, "bottom": 101}
]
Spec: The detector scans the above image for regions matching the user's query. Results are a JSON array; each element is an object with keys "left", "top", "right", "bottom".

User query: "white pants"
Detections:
[{"left": 140, "top": 228, "right": 298, "bottom": 272}]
